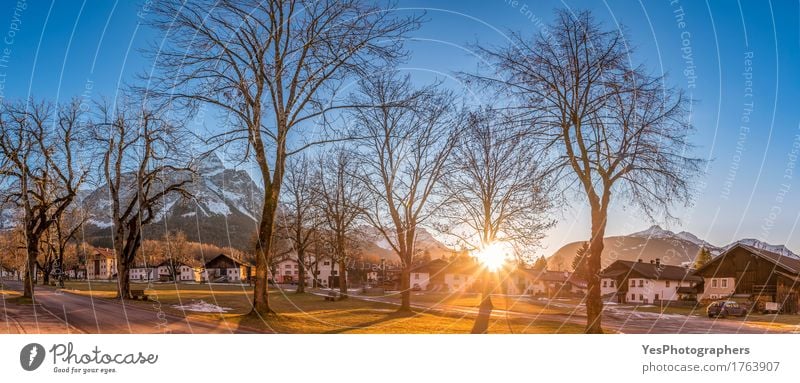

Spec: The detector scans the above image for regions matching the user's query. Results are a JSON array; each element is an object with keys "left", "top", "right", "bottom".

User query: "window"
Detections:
[
  {"left": 602, "top": 280, "right": 607, "bottom": 287},
  {"left": 639, "top": 294, "right": 644, "bottom": 301},
  {"left": 414, "top": 274, "right": 419, "bottom": 280},
  {"left": 665, "top": 281, "right": 670, "bottom": 287},
  {"left": 712, "top": 279, "right": 718, "bottom": 288},
  {"left": 638, "top": 280, "right": 644, "bottom": 287},
  {"left": 655, "top": 294, "right": 659, "bottom": 301},
  {"left": 323, "top": 261, "right": 330, "bottom": 266},
  {"left": 721, "top": 279, "right": 728, "bottom": 288},
  {"left": 630, "top": 293, "right": 635, "bottom": 301},
  {"left": 610, "top": 281, "right": 615, "bottom": 288},
  {"left": 630, "top": 279, "right": 636, "bottom": 287}
]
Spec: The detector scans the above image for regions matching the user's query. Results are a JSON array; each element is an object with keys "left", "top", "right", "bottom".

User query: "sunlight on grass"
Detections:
[{"left": 56, "top": 282, "right": 585, "bottom": 333}]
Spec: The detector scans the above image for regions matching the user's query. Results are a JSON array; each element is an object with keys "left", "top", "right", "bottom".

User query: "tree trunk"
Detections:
[
  {"left": 42, "top": 268, "right": 50, "bottom": 285},
  {"left": 585, "top": 204, "right": 607, "bottom": 334},
  {"left": 338, "top": 258, "right": 347, "bottom": 298},
  {"left": 117, "top": 259, "right": 130, "bottom": 299},
  {"left": 296, "top": 257, "right": 306, "bottom": 294},
  {"left": 23, "top": 241, "right": 37, "bottom": 298},
  {"left": 252, "top": 196, "right": 277, "bottom": 314},
  {"left": 398, "top": 266, "right": 411, "bottom": 311},
  {"left": 471, "top": 273, "right": 494, "bottom": 334}
]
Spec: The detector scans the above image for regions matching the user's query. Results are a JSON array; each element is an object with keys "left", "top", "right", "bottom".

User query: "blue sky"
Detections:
[{"left": 1, "top": 0, "right": 799, "bottom": 255}]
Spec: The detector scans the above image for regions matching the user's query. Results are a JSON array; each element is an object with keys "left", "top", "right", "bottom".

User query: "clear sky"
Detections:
[{"left": 1, "top": 0, "right": 799, "bottom": 256}]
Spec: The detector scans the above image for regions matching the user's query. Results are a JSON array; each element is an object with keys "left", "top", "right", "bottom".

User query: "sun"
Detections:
[{"left": 471, "top": 242, "right": 511, "bottom": 272}]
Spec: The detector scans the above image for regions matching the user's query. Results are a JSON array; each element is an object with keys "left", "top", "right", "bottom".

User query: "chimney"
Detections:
[
  {"left": 637, "top": 259, "right": 643, "bottom": 263},
  {"left": 655, "top": 258, "right": 661, "bottom": 267}
]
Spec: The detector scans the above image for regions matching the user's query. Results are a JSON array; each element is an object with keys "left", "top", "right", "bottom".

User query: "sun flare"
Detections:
[{"left": 471, "top": 242, "right": 511, "bottom": 272}]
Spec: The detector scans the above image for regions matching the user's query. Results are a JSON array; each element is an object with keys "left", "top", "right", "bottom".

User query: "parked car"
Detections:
[{"left": 707, "top": 301, "right": 747, "bottom": 318}]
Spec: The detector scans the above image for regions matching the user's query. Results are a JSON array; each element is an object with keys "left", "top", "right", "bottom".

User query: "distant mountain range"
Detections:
[
  {"left": 81, "top": 153, "right": 263, "bottom": 249},
  {"left": 78, "top": 154, "right": 454, "bottom": 257},
  {"left": 547, "top": 225, "right": 799, "bottom": 271}
]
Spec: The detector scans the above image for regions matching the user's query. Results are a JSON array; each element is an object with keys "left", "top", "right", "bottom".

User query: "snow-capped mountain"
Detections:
[
  {"left": 81, "top": 153, "right": 262, "bottom": 249},
  {"left": 548, "top": 224, "right": 800, "bottom": 270},
  {"left": 631, "top": 225, "right": 718, "bottom": 252},
  {"left": 725, "top": 238, "right": 799, "bottom": 258}
]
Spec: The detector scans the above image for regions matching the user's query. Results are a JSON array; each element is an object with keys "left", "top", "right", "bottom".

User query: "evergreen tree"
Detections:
[
  {"left": 693, "top": 247, "right": 712, "bottom": 269},
  {"left": 571, "top": 241, "right": 590, "bottom": 278},
  {"left": 532, "top": 256, "right": 548, "bottom": 271}
]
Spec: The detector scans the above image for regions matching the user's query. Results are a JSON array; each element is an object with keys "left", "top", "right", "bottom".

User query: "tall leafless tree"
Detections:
[
  {"left": 0, "top": 100, "right": 88, "bottom": 298},
  {"left": 350, "top": 73, "right": 459, "bottom": 311},
  {"left": 145, "top": 0, "right": 422, "bottom": 314},
  {"left": 441, "top": 108, "right": 554, "bottom": 260},
  {"left": 465, "top": 10, "right": 704, "bottom": 333},
  {"left": 314, "top": 148, "right": 366, "bottom": 297},
  {"left": 277, "top": 154, "right": 320, "bottom": 293},
  {"left": 93, "top": 101, "right": 195, "bottom": 299},
  {"left": 439, "top": 108, "right": 554, "bottom": 333},
  {"left": 47, "top": 205, "right": 87, "bottom": 287}
]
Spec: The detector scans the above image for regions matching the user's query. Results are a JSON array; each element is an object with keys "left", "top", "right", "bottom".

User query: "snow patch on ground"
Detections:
[{"left": 172, "top": 300, "right": 232, "bottom": 313}]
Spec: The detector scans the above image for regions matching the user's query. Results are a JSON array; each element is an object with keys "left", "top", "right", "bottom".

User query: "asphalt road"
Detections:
[
  {"left": 2, "top": 281, "right": 258, "bottom": 334},
  {"left": 347, "top": 292, "right": 800, "bottom": 334}
]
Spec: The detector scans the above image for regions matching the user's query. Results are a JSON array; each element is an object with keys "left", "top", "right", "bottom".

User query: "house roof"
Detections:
[
  {"left": 204, "top": 253, "right": 253, "bottom": 268},
  {"left": 600, "top": 260, "right": 702, "bottom": 282},
  {"left": 410, "top": 259, "right": 449, "bottom": 273},
  {"left": 519, "top": 268, "right": 570, "bottom": 282},
  {"left": 694, "top": 243, "right": 800, "bottom": 276},
  {"left": 91, "top": 248, "right": 115, "bottom": 259}
]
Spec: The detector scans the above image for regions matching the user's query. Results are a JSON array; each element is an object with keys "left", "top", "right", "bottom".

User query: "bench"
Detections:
[
  {"left": 130, "top": 289, "right": 149, "bottom": 301},
  {"left": 324, "top": 290, "right": 340, "bottom": 301}
]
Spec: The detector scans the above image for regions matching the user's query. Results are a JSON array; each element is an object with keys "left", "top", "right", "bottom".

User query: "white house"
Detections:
[
  {"left": 507, "top": 269, "right": 575, "bottom": 297},
  {"left": 600, "top": 259, "right": 701, "bottom": 304},
  {"left": 408, "top": 259, "right": 480, "bottom": 292},
  {"left": 129, "top": 266, "right": 158, "bottom": 281},
  {"left": 315, "top": 256, "right": 347, "bottom": 288},
  {"left": 87, "top": 248, "right": 117, "bottom": 280},
  {"left": 202, "top": 254, "right": 253, "bottom": 283}
]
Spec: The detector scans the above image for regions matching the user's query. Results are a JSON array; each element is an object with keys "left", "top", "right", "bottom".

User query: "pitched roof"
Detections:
[
  {"left": 692, "top": 243, "right": 800, "bottom": 278},
  {"left": 519, "top": 268, "right": 570, "bottom": 282},
  {"left": 601, "top": 260, "right": 702, "bottom": 282}
]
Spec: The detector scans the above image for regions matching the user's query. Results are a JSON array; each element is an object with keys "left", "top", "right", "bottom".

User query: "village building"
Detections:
[
  {"left": 693, "top": 243, "right": 800, "bottom": 313},
  {"left": 409, "top": 259, "right": 480, "bottom": 292},
  {"left": 87, "top": 248, "right": 117, "bottom": 280},
  {"left": 156, "top": 260, "right": 202, "bottom": 282},
  {"left": 129, "top": 265, "right": 158, "bottom": 281},
  {"left": 600, "top": 259, "right": 701, "bottom": 304},
  {"left": 202, "top": 254, "right": 253, "bottom": 283},
  {"left": 506, "top": 269, "right": 581, "bottom": 297}
]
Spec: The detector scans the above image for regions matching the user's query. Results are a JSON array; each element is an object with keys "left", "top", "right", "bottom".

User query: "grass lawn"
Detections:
[
  {"left": 385, "top": 292, "right": 573, "bottom": 316},
  {"left": 56, "top": 281, "right": 584, "bottom": 333}
]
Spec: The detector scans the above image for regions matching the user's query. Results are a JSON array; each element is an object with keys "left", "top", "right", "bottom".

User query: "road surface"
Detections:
[{"left": 2, "top": 281, "right": 259, "bottom": 334}]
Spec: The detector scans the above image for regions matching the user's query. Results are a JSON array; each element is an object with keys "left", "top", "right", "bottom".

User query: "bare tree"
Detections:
[
  {"left": 441, "top": 108, "right": 554, "bottom": 259},
  {"left": 278, "top": 154, "right": 320, "bottom": 293},
  {"left": 162, "top": 231, "right": 191, "bottom": 281},
  {"left": 0, "top": 100, "right": 88, "bottom": 298},
  {"left": 466, "top": 10, "right": 704, "bottom": 333},
  {"left": 314, "top": 148, "right": 366, "bottom": 297},
  {"left": 438, "top": 108, "right": 553, "bottom": 333},
  {"left": 350, "top": 73, "right": 459, "bottom": 311},
  {"left": 93, "top": 101, "right": 195, "bottom": 299},
  {"left": 145, "top": 0, "right": 422, "bottom": 314}
]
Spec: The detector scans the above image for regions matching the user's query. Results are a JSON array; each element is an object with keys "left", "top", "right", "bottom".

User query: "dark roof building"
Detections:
[{"left": 693, "top": 243, "right": 800, "bottom": 313}]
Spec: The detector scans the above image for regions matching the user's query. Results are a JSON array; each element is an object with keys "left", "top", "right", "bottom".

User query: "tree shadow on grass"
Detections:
[{"left": 322, "top": 310, "right": 418, "bottom": 334}]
